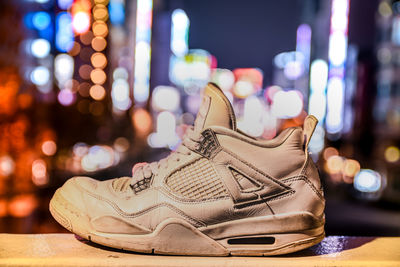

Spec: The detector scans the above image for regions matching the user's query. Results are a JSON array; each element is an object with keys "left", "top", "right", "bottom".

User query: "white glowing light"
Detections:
[
  {"left": 72, "top": 12, "right": 90, "bottom": 34},
  {"left": 284, "top": 60, "right": 304, "bottom": 80},
  {"left": 148, "top": 111, "right": 179, "bottom": 148},
  {"left": 296, "top": 24, "right": 312, "bottom": 68},
  {"left": 310, "top": 60, "right": 329, "bottom": 92},
  {"left": 54, "top": 53, "right": 74, "bottom": 86},
  {"left": 31, "top": 66, "right": 50, "bottom": 86},
  {"left": 31, "top": 39, "right": 51, "bottom": 58},
  {"left": 271, "top": 90, "right": 303, "bottom": 118},
  {"left": 308, "top": 125, "right": 325, "bottom": 156},
  {"left": 0, "top": 155, "right": 15, "bottom": 177},
  {"left": 326, "top": 0, "right": 350, "bottom": 136},
  {"left": 354, "top": 169, "right": 382, "bottom": 193},
  {"left": 81, "top": 145, "right": 114, "bottom": 172},
  {"left": 392, "top": 17, "right": 400, "bottom": 45},
  {"left": 171, "top": 9, "right": 189, "bottom": 57},
  {"left": 308, "top": 59, "right": 328, "bottom": 121},
  {"left": 134, "top": 0, "right": 153, "bottom": 104},
  {"left": 328, "top": 31, "right": 347, "bottom": 67},
  {"left": 113, "top": 67, "right": 129, "bottom": 80},
  {"left": 233, "top": 80, "right": 254, "bottom": 98},
  {"left": 274, "top": 51, "right": 304, "bottom": 69},
  {"left": 211, "top": 69, "right": 235, "bottom": 91},
  {"left": 112, "top": 79, "right": 131, "bottom": 111},
  {"left": 326, "top": 77, "right": 344, "bottom": 134},
  {"left": 152, "top": 86, "right": 180, "bottom": 111},
  {"left": 73, "top": 142, "right": 89, "bottom": 157},
  {"left": 238, "top": 96, "right": 264, "bottom": 137}
]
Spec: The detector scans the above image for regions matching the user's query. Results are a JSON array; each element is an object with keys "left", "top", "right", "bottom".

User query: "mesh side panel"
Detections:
[{"left": 165, "top": 158, "right": 228, "bottom": 200}]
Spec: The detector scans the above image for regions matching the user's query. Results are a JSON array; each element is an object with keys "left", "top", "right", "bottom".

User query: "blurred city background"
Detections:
[{"left": 0, "top": 0, "right": 399, "bottom": 236}]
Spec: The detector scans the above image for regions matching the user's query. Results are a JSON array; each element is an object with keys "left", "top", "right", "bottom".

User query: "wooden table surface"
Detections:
[{"left": 0, "top": 234, "right": 399, "bottom": 266}]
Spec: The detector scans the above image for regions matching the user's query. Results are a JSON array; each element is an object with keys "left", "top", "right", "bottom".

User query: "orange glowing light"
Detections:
[
  {"left": 90, "top": 69, "right": 107, "bottom": 84},
  {"left": 91, "top": 37, "right": 107, "bottom": 51},
  {"left": 68, "top": 41, "right": 81, "bottom": 57},
  {"left": 323, "top": 147, "right": 339, "bottom": 161},
  {"left": 385, "top": 146, "right": 400, "bottom": 163},
  {"left": 114, "top": 137, "right": 130, "bottom": 152},
  {"left": 91, "top": 52, "right": 107, "bottom": 69},
  {"left": 78, "top": 82, "right": 91, "bottom": 97},
  {"left": 93, "top": 4, "right": 109, "bottom": 21},
  {"left": 80, "top": 31, "right": 94, "bottom": 45},
  {"left": 89, "top": 85, "right": 106, "bottom": 100},
  {"left": 326, "top": 155, "right": 344, "bottom": 175},
  {"left": 79, "top": 64, "right": 93, "bottom": 80},
  {"left": 94, "top": 0, "right": 109, "bottom": 4},
  {"left": 92, "top": 21, "right": 109, "bottom": 37},
  {"left": 233, "top": 68, "right": 263, "bottom": 89},
  {"left": 343, "top": 159, "right": 361, "bottom": 177},
  {"left": 41, "top": 140, "right": 57, "bottom": 156},
  {"left": 132, "top": 108, "right": 152, "bottom": 136},
  {"left": 8, "top": 194, "right": 38, "bottom": 218},
  {"left": 32, "top": 159, "right": 49, "bottom": 186}
]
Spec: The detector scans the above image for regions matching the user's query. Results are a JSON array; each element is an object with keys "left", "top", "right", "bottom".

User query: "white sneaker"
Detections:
[{"left": 50, "top": 83, "right": 325, "bottom": 256}]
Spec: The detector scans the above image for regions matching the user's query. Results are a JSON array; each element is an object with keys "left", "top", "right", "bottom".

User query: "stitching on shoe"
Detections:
[
  {"left": 157, "top": 186, "right": 231, "bottom": 204},
  {"left": 74, "top": 182, "right": 205, "bottom": 227},
  {"left": 211, "top": 126, "right": 298, "bottom": 148},
  {"left": 265, "top": 190, "right": 296, "bottom": 203},
  {"left": 221, "top": 147, "right": 292, "bottom": 191},
  {"left": 282, "top": 175, "right": 324, "bottom": 200}
]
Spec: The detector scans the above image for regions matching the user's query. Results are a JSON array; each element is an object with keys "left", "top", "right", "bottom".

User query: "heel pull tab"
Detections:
[{"left": 303, "top": 115, "right": 318, "bottom": 152}]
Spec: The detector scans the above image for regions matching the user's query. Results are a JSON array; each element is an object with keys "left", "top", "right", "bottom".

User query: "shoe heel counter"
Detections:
[{"left": 301, "top": 155, "right": 324, "bottom": 198}]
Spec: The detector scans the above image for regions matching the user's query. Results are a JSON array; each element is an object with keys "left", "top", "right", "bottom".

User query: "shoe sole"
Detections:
[{"left": 49, "top": 190, "right": 325, "bottom": 256}]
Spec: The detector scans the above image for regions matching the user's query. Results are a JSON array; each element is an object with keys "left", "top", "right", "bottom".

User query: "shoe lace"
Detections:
[{"left": 129, "top": 126, "right": 202, "bottom": 193}]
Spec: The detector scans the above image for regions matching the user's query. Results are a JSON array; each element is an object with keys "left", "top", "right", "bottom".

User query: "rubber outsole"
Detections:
[{"left": 49, "top": 190, "right": 325, "bottom": 256}]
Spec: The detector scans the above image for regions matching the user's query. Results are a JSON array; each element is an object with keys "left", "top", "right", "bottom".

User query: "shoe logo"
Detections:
[
  {"left": 195, "top": 129, "right": 222, "bottom": 159},
  {"left": 214, "top": 149, "right": 294, "bottom": 209}
]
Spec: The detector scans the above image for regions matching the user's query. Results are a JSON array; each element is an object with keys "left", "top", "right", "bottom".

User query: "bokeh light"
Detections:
[
  {"left": 384, "top": 146, "right": 400, "bottom": 163},
  {"left": 57, "top": 89, "right": 76, "bottom": 106},
  {"left": 32, "top": 159, "right": 49, "bottom": 186},
  {"left": 354, "top": 169, "right": 382, "bottom": 193},
  {"left": 72, "top": 12, "right": 91, "bottom": 34},
  {"left": 0, "top": 156, "right": 15, "bottom": 177},
  {"left": 151, "top": 86, "right": 180, "bottom": 112},
  {"left": 31, "top": 66, "right": 50, "bottom": 86},
  {"left": 89, "top": 85, "right": 106, "bottom": 100},
  {"left": 90, "top": 68, "right": 107, "bottom": 84},
  {"left": 31, "top": 39, "right": 51, "bottom": 58},
  {"left": 91, "top": 37, "right": 107, "bottom": 51},
  {"left": 41, "top": 140, "right": 57, "bottom": 156},
  {"left": 91, "top": 52, "right": 107, "bottom": 69},
  {"left": 8, "top": 194, "right": 38, "bottom": 218}
]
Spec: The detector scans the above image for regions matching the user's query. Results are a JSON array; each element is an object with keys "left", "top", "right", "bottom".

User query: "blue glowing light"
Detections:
[
  {"left": 32, "top": 12, "right": 51, "bottom": 30},
  {"left": 56, "top": 12, "right": 74, "bottom": 52},
  {"left": 109, "top": 0, "right": 125, "bottom": 26},
  {"left": 354, "top": 169, "right": 382, "bottom": 193},
  {"left": 57, "top": 0, "right": 73, "bottom": 10}
]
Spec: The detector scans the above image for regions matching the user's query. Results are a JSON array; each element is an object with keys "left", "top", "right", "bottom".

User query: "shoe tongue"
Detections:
[{"left": 194, "top": 83, "right": 237, "bottom": 131}]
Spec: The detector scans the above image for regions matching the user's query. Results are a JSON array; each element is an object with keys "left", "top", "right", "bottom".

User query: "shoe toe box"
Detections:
[{"left": 57, "top": 176, "right": 98, "bottom": 214}]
